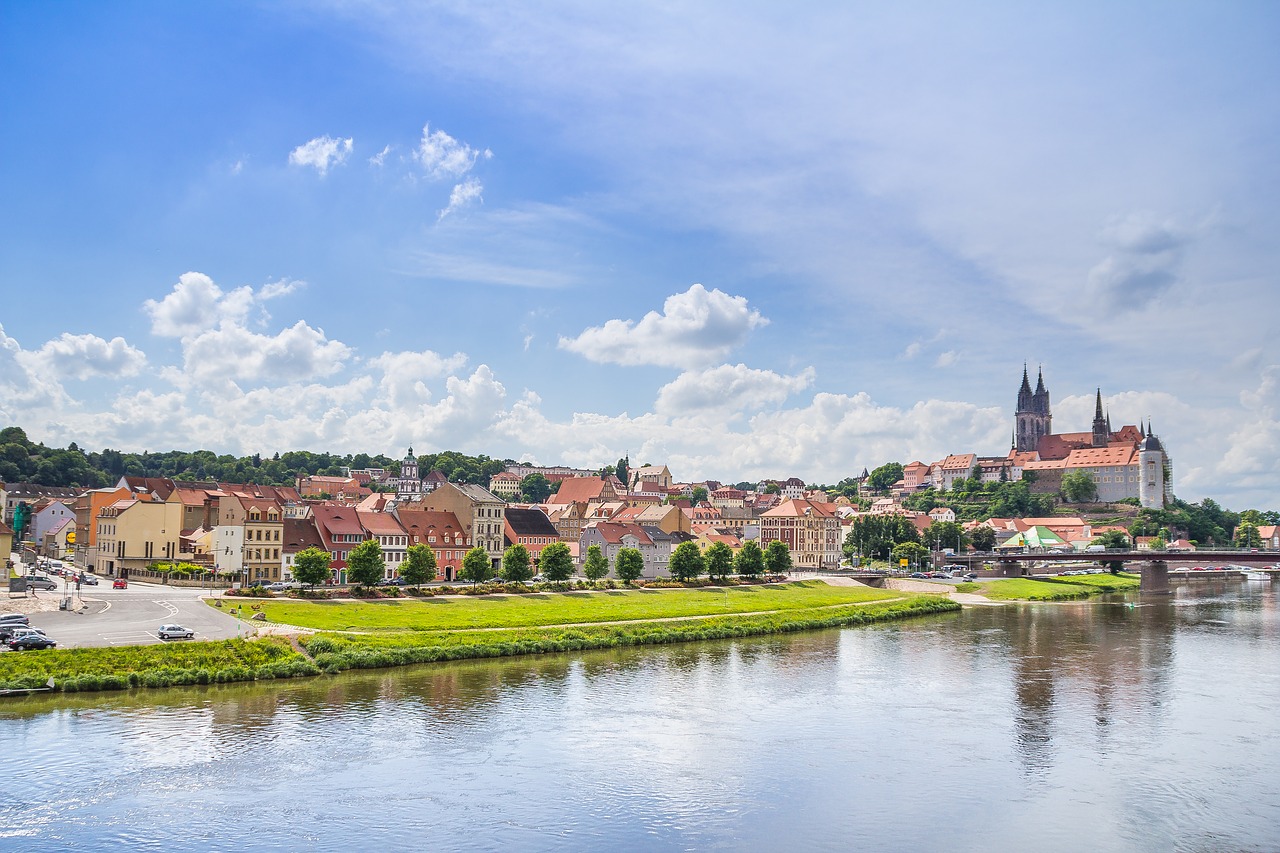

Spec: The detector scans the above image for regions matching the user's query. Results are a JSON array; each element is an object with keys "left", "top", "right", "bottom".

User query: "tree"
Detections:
[
  {"left": 400, "top": 543, "right": 437, "bottom": 587},
  {"left": 923, "top": 520, "right": 968, "bottom": 554},
  {"left": 704, "top": 540, "right": 734, "bottom": 581},
  {"left": 844, "top": 515, "right": 919, "bottom": 561},
  {"left": 615, "top": 547, "right": 644, "bottom": 584},
  {"left": 346, "top": 539, "right": 386, "bottom": 588},
  {"left": 735, "top": 540, "right": 765, "bottom": 577},
  {"left": 1093, "top": 529, "right": 1131, "bottom": 574},
  {"left": 763, "top": 482, "right": 780, "bottom": 495},
  {"left": 670, "top": 541, "right": 705, "bottom": 581},
  {"left": 1235, "top": 523, "right": 1262, "bottom": 549},
  {"left": 890, "top": 541, "right": 930, "bottom": 570},
  {"left": 520, "top": 473, "right": 553, "bottom": 503},
  {"left": 969, "top": 525, "right": 997, "bottom": 552},
  {"left": 690, "top": 485, "right": 709, "bottom": 504},
  {"left": 461, "top": 547, "right": 493, "bottom": 585},
  {"left": 762, "top": 540, "right": 792, "bottom": 575},
  {"left": 501, "top": 543, "right": 533, "bottom": 582},
  {"left": 867, "top": 462, "right": 904, "bottom": 493},
  {"left": 292, "top": 547, "right": 332, "bottom": 588},
  {"left": 615, "top": 457, "right": 629, "bottom": 488},
  {"left": 539, "top": 541, "right": 574, "bottom": 581},
  {"left": 583, "top": 544, "right": 609, "bottom": 581},
  {"left": 1061, "top": 470, "right": 1098, "bottom": 503}
]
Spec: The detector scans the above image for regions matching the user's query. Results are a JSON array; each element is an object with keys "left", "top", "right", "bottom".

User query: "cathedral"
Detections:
[{"left": 1011, "top": 367, "right": 1169, "bottom": 509}]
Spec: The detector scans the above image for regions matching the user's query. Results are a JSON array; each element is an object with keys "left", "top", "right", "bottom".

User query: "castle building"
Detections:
[{"left": 1010, "top": 369, "right": 1169, "bottom": 509}]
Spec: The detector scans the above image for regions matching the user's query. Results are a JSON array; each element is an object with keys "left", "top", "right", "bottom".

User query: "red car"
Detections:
[{"left": 112, "top": 578, "right": 128, "bottom": 589}]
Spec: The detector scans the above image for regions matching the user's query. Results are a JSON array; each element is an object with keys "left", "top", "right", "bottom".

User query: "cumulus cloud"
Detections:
[
  {"left": 21, "top": 333, "right": 147, "bottom": 381},
  {"left": 288, "top": 135, "right": 354, "bottom": 175},
  {"left": 415, "top": 123, "right": 490, "bottom": 179},
  {"left": 143, "top": 273, "right": 298, "bottom": 338},
  {"left": 656, "top": 364, "right": 814, "bottom": 416},
  {"left": 934, "top": 351, "right": 958, "bottom": 368},
  {"left": 369, "top": 145, "right": 392, "bottom": 167},
  {"left": 179, "top": 320, "right": 352, "bottom": 384},
  {"left": 0, "top": 324, "right": 74, "bottom": 416},
  {"left": 558, "top": 283, "right": 768, "bottom": 369},
  {"left": 438, "top": 178, "right": 484, "bottom": 221},
  {"left": 366, "top": 349, "right": 469, "bottom": 410}
]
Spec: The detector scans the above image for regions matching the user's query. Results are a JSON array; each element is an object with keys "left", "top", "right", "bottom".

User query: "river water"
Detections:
[{"left": 1, "top": 580, "right": 1277, "bottom": 852}]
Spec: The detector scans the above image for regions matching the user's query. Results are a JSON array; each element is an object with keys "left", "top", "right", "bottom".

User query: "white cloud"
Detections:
[
  {"left": 438, "top": 178, "right": 484, "bottom": 221},
  {"left": 656, "top": 364, "right": 814, "bottom": 416},
  {"left": 934, "top": 351, "right": 958, "bottom": 368},
  {"left": 143, "top": 273, "right": 299, "bottom": 338},
  {"left": 369, "top": 144, "right": 392, "bottom": 167},
  {"left": 558, "top": 283, "right": 768, "bottom": 369},
  {"left": 415, "top": 123, "right": 489, "bottom": 179},
  {"left": 366, "top": 349, "right": 469, "bottom": 410},
  {"left": 288, "top": 135, "right": 354, "bottom": 175},
  {"left": 20, "top": 333, "right": 147, "bottom": 381},
  {"left": 179, "top": 320, "right": 351, "bottom": 384},
  {"left": 0, "top": 324, "right": 74, "bottom": 416}
]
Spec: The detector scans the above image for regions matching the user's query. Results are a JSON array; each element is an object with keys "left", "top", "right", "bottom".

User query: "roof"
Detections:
[
  {"left": 551, "top": 476, "right": 614, "bottom": 505},
  {"left": 310, "top": 505, "right": 365, "bottom": 536},
  {"left": 587, "top": 521, "right": 654, "bottom": 546},
  {"left": 504, "top": 507, "right": 559, "bottom": 538},
  {"left": 761, "top": 499, "right": 837, "bottom": 518},
  {"left": 281, "top": 517, "right": 326, "bottom": 553},
  {"left": 396, "top": 509, "right": 467, "bottom": 540},
  {"left": 357, "top": 510, "right": 407, "bottom": 536}
]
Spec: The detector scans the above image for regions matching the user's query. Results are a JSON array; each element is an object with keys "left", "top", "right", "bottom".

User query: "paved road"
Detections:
[{"left": 8, "top": 578, "right": 251, "bottom": 649}]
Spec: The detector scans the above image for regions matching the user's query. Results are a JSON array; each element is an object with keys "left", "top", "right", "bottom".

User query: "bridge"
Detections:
[{"left": 943, "top": 550, "right": 1280, "bottom": 593}]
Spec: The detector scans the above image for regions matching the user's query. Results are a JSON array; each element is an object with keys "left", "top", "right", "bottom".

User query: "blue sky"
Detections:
[{"left": 2, "top": 1, "right": 1278, "bottom": 508}]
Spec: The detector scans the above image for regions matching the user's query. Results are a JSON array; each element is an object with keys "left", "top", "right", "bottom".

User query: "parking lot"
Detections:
[{"left": 4, "top": 575, "right": 252, "bottom": 649}]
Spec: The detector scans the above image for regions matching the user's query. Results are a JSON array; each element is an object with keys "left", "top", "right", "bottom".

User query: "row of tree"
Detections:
[{"left": 288, "top": 539, "right": 797, "bottom": 588}]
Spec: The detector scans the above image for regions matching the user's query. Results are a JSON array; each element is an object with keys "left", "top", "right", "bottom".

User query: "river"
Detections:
[{"left": 1, "top": 579, "right": 1277, "bottom": 852}]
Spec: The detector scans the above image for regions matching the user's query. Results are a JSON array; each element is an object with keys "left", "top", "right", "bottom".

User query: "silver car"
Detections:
[{"left": 157, "top": 624, "right": 194, "bottom": 640}]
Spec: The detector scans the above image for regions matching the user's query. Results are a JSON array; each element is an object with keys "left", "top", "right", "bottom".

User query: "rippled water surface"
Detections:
[{"left": 2, "top": 581, "right": 1278, "bottom": 852}]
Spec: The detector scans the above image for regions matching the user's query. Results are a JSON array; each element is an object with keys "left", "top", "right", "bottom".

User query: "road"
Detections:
[{"left": 7, "top": 576, "right": 252, "bottom": 649}]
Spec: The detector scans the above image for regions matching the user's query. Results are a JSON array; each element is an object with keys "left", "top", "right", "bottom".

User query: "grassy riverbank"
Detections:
[
  {"left": 979, "top": 573, "right": 1140, "bottom": 601},
  {"left": 297, "top": 595, "right": 961, "bottom": 673},
  {"left": 0, "top": 637, "right": 316, "bottom": 692},
  {"left": 0, "top": 584, "right": 959, "bottom": 694},
  {"left": 242, "top": 581, "right": 901, "bottom": 632}
]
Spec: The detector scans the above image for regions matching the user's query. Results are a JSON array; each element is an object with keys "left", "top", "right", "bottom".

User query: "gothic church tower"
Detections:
[{"left": 1015, "top": 366, "right": 1052, "bottom": 452}]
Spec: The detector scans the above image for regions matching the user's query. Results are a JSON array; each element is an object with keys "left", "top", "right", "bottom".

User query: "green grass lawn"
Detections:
[
  {"left": 0, "top": 637, "right": 314, "bottom": 691},
  {"left": 979, "top": 573, "right": 1140, "bottom": 601},
  {"left": 232, "top": 581, "right": 901, "bottom": 632}
]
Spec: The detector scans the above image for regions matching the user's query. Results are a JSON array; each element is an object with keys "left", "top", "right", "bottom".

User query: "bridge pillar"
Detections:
[
  {"left": 996, "top": 561, "right": 1023, "bottom": 578},
  {"left": 1140, "top": 560, "right": 1171, "bottom": 594}
]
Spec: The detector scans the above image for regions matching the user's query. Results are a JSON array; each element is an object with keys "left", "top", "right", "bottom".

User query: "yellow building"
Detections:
[{"left": 94, "top": 498, "right": 185, "bottom": 577}]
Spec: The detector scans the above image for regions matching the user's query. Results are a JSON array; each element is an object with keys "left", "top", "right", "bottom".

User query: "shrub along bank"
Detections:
[
  {"left": 0, "top": 637, "right": 317, "bottom": 693},
  {"left": 0, "top": 595, "right": 961, "bottom": 694},
  {"left": 979, "top": 573, "right": 1140, "bottom": 601},
  {"left": 298, "top": 596, "right": 961, "bottom": 674}
]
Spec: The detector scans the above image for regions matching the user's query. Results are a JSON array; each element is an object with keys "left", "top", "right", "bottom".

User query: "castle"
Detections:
[{"left": 1010, "top": 367, "right": 1168, "bottom": 509}]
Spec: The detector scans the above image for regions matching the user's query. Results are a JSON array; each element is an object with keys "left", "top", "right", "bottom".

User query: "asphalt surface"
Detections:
[{"left": 6, "top": 576, "right": 250, "bottom": 649}]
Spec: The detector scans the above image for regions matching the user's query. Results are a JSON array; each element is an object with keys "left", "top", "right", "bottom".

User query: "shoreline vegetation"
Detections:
[
  {"left": 0, "top": 581, "right": 959, "bottom": 694},
  {"left": 0, "top": 576, "right": 1144, "bottom": 695},
  {"left": 977, "top": 572, "right": 1141, "bottom": 601}
]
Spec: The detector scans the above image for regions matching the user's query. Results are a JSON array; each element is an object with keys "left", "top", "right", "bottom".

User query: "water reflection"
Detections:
[{"left": 0, "top": 582, "right": 1277, "bottom": 852}]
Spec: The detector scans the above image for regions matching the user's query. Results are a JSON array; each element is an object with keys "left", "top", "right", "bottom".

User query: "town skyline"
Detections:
[{"left": 2, "top": 4, "right": 1276, "bottom": 508}]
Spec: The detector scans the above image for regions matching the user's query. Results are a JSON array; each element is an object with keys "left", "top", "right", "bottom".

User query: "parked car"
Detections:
[
  {"left": 9, "top": 633, "right": 56, "bottom": 651},
  {"left": 0, "top": 624, "right": 34, "bottom": 642},
  {"left": 157, "top": 624, "right": 194, "bottom": 640},
  {"left": 909, "top": 572, "right": 928, "bottom": 579},
  {"left": 112, "top": 578, "right": 128, "bottom": 589},
  {"left": 24, "top": 575, "right": 58, "bottom": 591},
  {"left": 0, "top": 613, "right": 30, "bottom": 626},
  {"left": 77, "top": 574, "right": 99, "bottom": 585}
]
